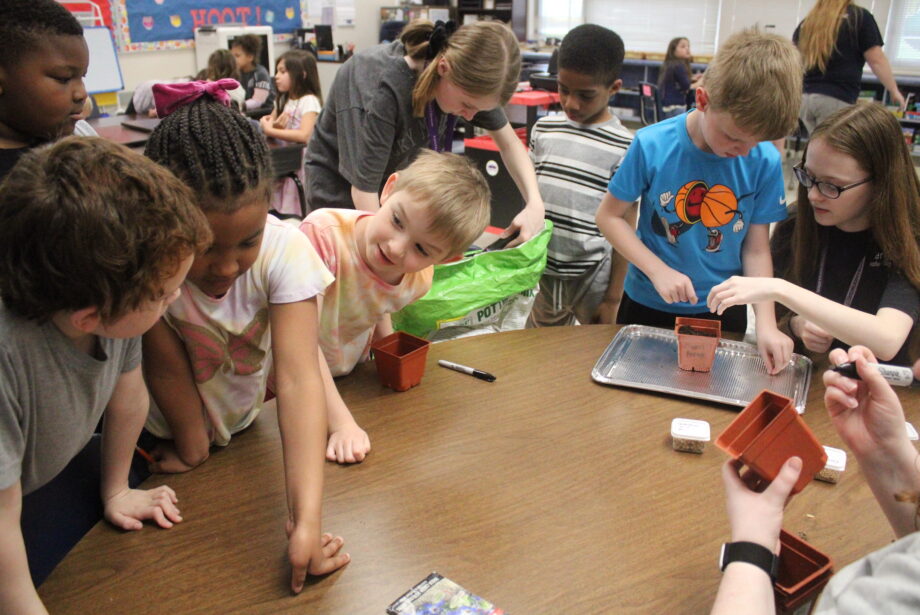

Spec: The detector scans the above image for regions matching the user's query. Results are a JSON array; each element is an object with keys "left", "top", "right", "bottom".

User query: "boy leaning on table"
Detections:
[{"left": 0, "top": 138, "right": 210, "bottom": 613}]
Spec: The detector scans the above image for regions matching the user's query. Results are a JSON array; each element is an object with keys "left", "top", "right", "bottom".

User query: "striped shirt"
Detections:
[{"left": 530, "top": 112, "right": 633, "bottom": 277}]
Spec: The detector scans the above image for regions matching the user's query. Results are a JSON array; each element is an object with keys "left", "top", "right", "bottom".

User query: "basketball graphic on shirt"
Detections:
[{"left": 675, "top": 181, "right": 738, "bottom": 228}]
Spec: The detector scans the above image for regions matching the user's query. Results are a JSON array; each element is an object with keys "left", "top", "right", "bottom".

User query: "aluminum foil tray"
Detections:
[{"left": 591, "top": 325, "right": 812, "bottom": 413}]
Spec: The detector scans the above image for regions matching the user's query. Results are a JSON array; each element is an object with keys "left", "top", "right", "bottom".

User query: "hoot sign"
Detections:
[{"left": 127, "top": 0, "right": 301, "bottom": 43}]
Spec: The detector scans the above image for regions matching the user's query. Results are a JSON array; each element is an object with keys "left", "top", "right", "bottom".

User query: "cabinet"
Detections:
[{"left": 456, "top": 0, "right": 526, "bottom": 41}]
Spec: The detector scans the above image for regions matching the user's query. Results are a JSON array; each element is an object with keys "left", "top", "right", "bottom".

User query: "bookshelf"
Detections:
[{"left": 457, "top": 0, "right": 526, "bottom": 41}]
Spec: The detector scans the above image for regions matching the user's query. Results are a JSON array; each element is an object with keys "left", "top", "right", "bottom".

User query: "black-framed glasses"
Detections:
[{"left": 793, "top": 163, "right": 872, "bottom": 199}]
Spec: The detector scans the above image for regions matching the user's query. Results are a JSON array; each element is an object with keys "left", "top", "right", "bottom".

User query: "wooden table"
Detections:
[
  {"left": 87, "top": 115, "right": 154, "bottom": 148},
  {"left": 38, "top": 326, "right": 918, "bottom": 614}
]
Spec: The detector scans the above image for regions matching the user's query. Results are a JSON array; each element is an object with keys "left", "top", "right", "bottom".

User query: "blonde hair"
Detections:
[
  {"left": 393, "top": 150, "right": 491, "bottom": 256},
  {"left": 798, "top": 0, "right": 853, "bottom": 73},
  {"left": 703, "top": 29, "right": 802, "bottom": 140},
  {"left": 401, "top": 20, "right": 521, "bottom": 118}
]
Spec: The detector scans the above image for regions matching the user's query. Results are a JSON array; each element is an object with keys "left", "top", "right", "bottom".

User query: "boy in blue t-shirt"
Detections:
[{"left": 596, "top": 29, "right": 802, "bottom": 374}]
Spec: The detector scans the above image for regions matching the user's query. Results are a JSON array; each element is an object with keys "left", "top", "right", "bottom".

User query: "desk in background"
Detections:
[
  {"left": 38, "top": 326, "right": 917, "bottom": 614},
  {"left": 86, "top": 115, "right": 153, "bottom": 149},
  {"left": 88, "top": 115, "right": 307, "bottom": 214}
]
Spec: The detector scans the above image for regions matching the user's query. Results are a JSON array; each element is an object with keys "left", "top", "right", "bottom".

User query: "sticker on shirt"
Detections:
[
  {"left": 171, "top": 308, "right": 269, "bottom": 383},
  {"left": 653, "top": 181, "right": 749, "bottom": 253}
]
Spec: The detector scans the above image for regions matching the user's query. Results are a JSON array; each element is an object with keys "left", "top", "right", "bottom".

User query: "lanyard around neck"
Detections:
[
  {"left": 816, "top": 243, "right": 865, "bottom": 308},
  {"left": 425, "top": 101, "right": 457, "bottom": 153}
]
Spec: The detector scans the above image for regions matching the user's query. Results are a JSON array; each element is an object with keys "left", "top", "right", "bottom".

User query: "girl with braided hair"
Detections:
[
  {"left": 142, "top": 82, "right": 350, "bottom": 593},
  {"left": 306, "top": 19, "right": 545, "bottom": 247}
]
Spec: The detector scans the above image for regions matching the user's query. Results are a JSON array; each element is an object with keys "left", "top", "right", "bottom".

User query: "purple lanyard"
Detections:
[
  {"left": 816, "top": 244, "right": 865, "bottom": 307},
  {"left": 425, "top": 101, "right": 457, "bottom": 153}
]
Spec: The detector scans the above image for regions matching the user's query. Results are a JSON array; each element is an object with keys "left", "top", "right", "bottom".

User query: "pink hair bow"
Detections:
[{"left": 153, "top": 78, "right": 240, "bottom": 118}]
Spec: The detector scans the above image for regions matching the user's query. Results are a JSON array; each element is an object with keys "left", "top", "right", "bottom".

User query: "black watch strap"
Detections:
[{"left": 719, "top": 541, "right": 779, "bottom": 581}]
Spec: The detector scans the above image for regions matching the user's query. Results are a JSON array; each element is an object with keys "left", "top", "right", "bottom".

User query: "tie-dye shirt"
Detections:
[
  {"left": 145, "top": 215, "right": 333, "bottom": 446},
  {"left": 301, "top": 208, "right": 433, "bottom": 376}
]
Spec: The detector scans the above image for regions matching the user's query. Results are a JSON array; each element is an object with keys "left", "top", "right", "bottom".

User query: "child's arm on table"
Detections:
[
  {"left": 489, "top": 123, "right": 546, "bottom": 245},
  {"left": 319, "top": 351, "right": 370, "bottom": 464},
  {"left": 596, "top": 193, "right": 698, "bottom": 305},
  {"left": 100, "top": 365, "right": 182, "bottom": 530},
  {"left": 142, "top": 320, "right": 211, "bottom": 472},
  {"left": 738, "top": 223, "right": 793, "bottom": 374},
  {"left": 593, "top": 207, "right": 637, "bottom": 323},
  {"left": 708, "top": 275, "right": 914, "bottom": 362},
  {"left": 823, "top": 348, "right": 920, "bottom": 538},
  {"left": 260, "top": 111, "right": 318, "bottom": 144},
  {"left": 270, "top": 298, "right": 349, "bottom": 593},
  {"left": 0, "top": 483, "right": 47, "bottom": 615}
]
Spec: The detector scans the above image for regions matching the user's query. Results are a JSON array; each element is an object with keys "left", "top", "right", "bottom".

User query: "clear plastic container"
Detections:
[
  {"left": 671, "top": 418, "right": 710, "bottom": 454},
  {"left": 815, "top": 445, "right": 846, "bottom": 484}
]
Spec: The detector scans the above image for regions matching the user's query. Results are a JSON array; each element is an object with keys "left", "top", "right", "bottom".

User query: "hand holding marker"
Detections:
[
  {"left": 832, "top": 362, "right": 920, "bottom": 388},
  {"left": 438, "top": 360, "right": 496, "bottom": 382}
]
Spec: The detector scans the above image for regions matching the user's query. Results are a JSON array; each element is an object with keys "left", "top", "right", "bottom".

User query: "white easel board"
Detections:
[{"left": 83, "top": 26, "right": 124, "bottom": 94}]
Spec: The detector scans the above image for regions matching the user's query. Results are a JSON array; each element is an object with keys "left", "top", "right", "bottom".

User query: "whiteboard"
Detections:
[{"left": 83, "top": 26, "right": 124, "bottom": 94}]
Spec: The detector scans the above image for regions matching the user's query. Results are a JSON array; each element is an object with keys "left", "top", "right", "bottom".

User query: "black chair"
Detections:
[
  {"left": 638, "top": 81, "right": 661, "bottom": 126},
  {"left": 269, "top": 144, "right": 308, "bottom": 218}
]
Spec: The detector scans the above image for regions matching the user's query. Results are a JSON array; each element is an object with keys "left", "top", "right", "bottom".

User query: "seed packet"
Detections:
[{"left": 386, "top": 572, "right": 505, "bottom": 615}]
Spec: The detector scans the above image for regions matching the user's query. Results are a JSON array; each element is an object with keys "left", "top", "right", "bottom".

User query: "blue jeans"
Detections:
[{"left": 21, "top": 434, "right": 150, "bottom": 585}]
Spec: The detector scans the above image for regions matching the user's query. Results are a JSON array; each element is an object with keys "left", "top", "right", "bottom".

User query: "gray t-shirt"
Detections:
[
  {"left": 814, "top": 532, "right": 920, "bottom": 613},
  {"left": 306, "top": 40, "right": 507, "bottom": 209},
  {"left": 0, "top": 304, "right": 141, "bottom": 495}
]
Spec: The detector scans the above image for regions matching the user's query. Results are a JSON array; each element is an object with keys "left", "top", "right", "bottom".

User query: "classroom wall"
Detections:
[
  {"left": 116, "top": 0, "right": 904, "bottom": 97},
  {"left": 117, "top": 0, "right": 390, "bottom": 98},
  {"left": 716, "top": 0, "right": 892, "bottom": 45}
]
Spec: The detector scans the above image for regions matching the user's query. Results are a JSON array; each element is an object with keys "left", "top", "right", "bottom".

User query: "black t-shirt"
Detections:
[
  {"left": 0, "top": 147, "right": 28, "bottom": 183},
  {"left": 793, "top": 6, "right": 884, "bottom": 104},
  {"left": 772, "top": 218, "right": 919, "bottom": 365}
]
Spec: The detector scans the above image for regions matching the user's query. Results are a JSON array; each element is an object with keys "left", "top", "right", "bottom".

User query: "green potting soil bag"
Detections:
[{"left": 393, "top": 220, "right": 553, "bottom": 341}]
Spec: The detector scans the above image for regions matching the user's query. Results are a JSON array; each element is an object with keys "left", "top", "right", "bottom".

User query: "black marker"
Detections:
[
  {"left": 438, "top": 359, "right": 496, "bottom": 382},
  {"left": 832, "top": 362, "right": 920, "bottom": 388}
]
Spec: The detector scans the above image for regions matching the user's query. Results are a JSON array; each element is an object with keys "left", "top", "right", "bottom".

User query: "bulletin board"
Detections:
[
  {"left": 113, "top": 0, "right": 308, "bottom": 52},
  {"left": 82, "top": 26, "right": 124, "bottom": 94}
]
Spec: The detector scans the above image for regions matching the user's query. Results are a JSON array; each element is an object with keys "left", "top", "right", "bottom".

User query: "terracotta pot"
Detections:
[
  {"left": 674, "top": 317, "right": 721, "bottom": 372},
  {"left": 715, "top": 390, "right": 827, "bottom": 495},
  {"left": 774, "top": 529, "right": 834, "bottom": 614},
  {"left": 371, "top": 331, "right": 431, "bottom": 392}
]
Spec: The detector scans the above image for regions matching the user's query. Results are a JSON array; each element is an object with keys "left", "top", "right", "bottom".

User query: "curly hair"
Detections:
[
  {"left": 0, "top": 0, "right": 83, "bottom": 67},
  {"left": 144, "top": 96, "right": 273, "bottom": 212},
  {"left": 230, "top": 34, "right": 262, "bottom": 60},
  {"left": 0, "top": 137, "right": 212, "bottom": 322}
]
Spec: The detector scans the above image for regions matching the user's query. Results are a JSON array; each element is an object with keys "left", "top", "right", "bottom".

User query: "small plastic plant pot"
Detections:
[
  {"left": 715, "top": 390, "right": 827, "bottom": 495},
  {"left": 674, "top": 317, "right": 721, "bottom": 372},
  {"left": 371, "top": 331, "right": 431, "bottom": 392},
  {"left": 773, "top": 529, "right": 834, "bottom": 615}
]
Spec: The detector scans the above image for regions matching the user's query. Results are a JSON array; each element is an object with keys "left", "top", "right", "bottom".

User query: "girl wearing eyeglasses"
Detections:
[{"left": 707, "top": 102, "right": 920, "bottom": 365}]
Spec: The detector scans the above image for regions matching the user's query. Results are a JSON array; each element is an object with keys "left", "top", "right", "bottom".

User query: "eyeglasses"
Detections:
[{"left": 793, "top": 163, "right": 871, "bottom": 199}]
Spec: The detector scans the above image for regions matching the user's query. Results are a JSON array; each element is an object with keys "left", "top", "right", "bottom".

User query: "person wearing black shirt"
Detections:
[
  {"left": 707, "top": 103, "right": 919, "bottom": 365},
  {"left": 793, "top": 0, "right": 904, "bottom": 134}
]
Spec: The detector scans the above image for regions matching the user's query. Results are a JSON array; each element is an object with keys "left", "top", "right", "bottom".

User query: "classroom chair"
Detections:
[{"left": 638, "top": 81, "right": 661, "bottom": 126}]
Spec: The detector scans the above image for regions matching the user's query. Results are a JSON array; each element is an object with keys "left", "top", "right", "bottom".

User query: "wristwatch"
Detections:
[{"left": 719, "top": 541, "right": 779, "bottom": 581}]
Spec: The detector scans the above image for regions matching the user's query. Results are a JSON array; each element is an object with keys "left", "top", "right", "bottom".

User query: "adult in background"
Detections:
[
  {"left": 794, "top": 0, "right": 904, "bottom": 135},
  {"left": 306, "top": 20, "right": 545, "bottom": 245}
]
